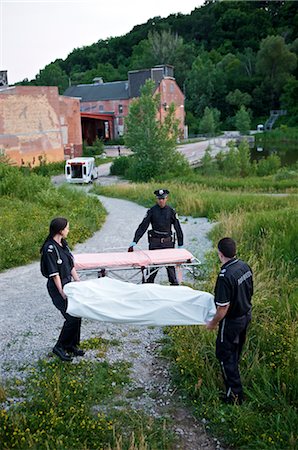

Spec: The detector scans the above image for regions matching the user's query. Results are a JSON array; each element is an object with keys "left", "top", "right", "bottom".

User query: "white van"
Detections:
[{"left": 65, "top": 157, "right": 98, "bottom": 184}]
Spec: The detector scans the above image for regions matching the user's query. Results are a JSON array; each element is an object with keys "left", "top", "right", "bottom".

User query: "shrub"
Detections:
[
  {"left": 256, "top": 154, "right": 281, "bottom": 176},
  {"left": 83, "top": 137, "right": 104, "bottom": 157},
  {"left": 110, "top": 156, "right": 131, "bottom": 176}
]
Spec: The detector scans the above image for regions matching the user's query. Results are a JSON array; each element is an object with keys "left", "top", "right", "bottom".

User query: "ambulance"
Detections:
[{"left": 65, "top": 157, "right": 98, "bottom": 184}]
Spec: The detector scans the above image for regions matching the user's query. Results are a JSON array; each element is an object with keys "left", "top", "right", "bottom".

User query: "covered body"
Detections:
[{"left": 64, "top": 277, "right": 215, "bottom": 326}]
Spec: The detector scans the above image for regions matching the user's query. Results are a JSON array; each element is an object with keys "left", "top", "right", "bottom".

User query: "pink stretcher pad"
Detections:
[{"left": 74, "top": 249, "right": 194, "bottom": 271}]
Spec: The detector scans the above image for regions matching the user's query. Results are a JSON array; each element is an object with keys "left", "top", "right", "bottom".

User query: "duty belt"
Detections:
[{"left": 150, "top": 236, "right": 172, "bottom": 243}]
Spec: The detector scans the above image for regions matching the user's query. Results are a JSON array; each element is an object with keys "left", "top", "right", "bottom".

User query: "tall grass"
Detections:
[
  {"left": 92, "top": 182, "right": 298, "bottom": 220},
  {"left": 167, "top": 209, "right": 298, "bottom": 449},
  {"left": 92, "top": 182, "right": 298, "bottom": 449},
  {"left": 0, "top": 163, "right": 106, "bottom": 270}
]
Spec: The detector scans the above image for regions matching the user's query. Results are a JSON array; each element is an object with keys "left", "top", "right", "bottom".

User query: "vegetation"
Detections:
[
  {"left": 0, "top": 162, "right": 106, "bottom": 271},
  {"left": 17, "top": 2, "right": 298, "bottom": 131},
  {"left": 91, "top": 181, "right": 298, "bottom": 449},
  {"left": 83, "top": 137, "right": 105, "bottom": 157},
  {"left": 124, "top": 80, "right": 189, "bottom": 181},
  {"left": 0, "top": 338, "right": 175, "bottom": 449},
  {"left": 1, "top": 148, "right": 297, "bottom": 448}
]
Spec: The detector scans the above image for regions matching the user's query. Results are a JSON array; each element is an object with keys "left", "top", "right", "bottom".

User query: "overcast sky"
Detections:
[{"left": 1, "top": 0, "right": 205, "bottom": 84}]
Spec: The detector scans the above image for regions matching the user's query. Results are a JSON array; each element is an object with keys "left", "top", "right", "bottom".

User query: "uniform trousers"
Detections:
[
  {"left": 216, "top": 311, "right": 251, "bottom": 399},
  {"left": 47, "top": 280, "right": 81, "bottom": 350},
  {"left": 146, "top": 242, "right": 178, "bottom": 285}
]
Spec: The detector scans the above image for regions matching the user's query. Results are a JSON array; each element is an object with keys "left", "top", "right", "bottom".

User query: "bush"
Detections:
[
  {"left": 200, "top": 147, "right": 218, "bottom": 176},
  {"left": 110, "top": 156, "right": 131, "bottom": 176},
  {"left": 256, "top": 154, "right": 281, "bottom": 176},
  {"left": 83, "top": 138, "right": 104, "bottom": 157},
  {"left": 32, "top": 160, "right": 65, "bottom": 176}
]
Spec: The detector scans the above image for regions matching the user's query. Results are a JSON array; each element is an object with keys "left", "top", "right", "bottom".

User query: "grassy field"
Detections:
[
  {"left": 1, "top": 162, "right": 297, "bottom": 449},
  {"left": 0, "top": 163, "right": 106, "bottom": 271},
  {"left": 0, "top": 337, "right": 175, "bottom": 450},
  {"left": 92, "top": 182, "right": 298, "bottom": 450}
]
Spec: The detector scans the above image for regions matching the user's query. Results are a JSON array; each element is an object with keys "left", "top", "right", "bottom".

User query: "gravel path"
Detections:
[{"left": 0, "top": 179, "right": 226, "bottom": 449}]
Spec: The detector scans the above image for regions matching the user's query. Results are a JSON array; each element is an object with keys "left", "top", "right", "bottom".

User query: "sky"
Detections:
[{"left": 0, "top": 0, "right": 205, "bottom": 84}]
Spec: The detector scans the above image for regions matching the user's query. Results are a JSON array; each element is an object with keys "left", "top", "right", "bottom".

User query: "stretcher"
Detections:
[{"left": 74, "top": 248, "right": 201, "bottom": 284}]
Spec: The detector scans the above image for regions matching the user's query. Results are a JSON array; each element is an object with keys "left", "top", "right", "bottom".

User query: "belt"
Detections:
[{"left": 150, "top": 236, "right": 172, "bottom": 243}]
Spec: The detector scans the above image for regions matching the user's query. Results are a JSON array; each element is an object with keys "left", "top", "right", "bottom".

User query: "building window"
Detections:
[
  {"left": 118, "top": 104, "right": 123, "bottom": 114},
  {"left": 170, "top": 83, "right": 174, "bottom": 93},
  {"left": 99, "top": 105, "right": 104, "bottom": 112}
]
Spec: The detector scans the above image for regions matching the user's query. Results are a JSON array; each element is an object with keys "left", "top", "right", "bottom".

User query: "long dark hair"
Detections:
[{"left": 40, "top": 217, "right": 68, "bottom": 253}]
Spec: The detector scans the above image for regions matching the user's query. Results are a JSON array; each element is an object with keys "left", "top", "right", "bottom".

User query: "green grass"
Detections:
[
  {"left": 0, "top": 340, "right": 175, "bottom": 449},
  {"left": 2, "top": 161, "right": 297, "bottom": 449},
  {"left": 91, "top": 181, "right": 298, "bottom": 449},
  {"left": 91, "top": 182, "right": 298, "bottom": 220},
  {"left": 0, "top": 163, "right": 106, "bottom": 271},
  {"left": 171, "top": 172, "right": 298, "bottom": 192}
]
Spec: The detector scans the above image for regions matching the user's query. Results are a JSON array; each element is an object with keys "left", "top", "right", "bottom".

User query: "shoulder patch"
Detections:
[
  {"left": 47, "top": 248, "right": 53, "bottom": 253},
  {"left": 175, "top": 213, "right": 179, "bottom": 220}
]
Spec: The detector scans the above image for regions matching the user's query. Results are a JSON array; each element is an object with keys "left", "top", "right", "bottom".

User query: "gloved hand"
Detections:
[
  {"left": 128, "top": 242, "right": 136, "bottom": 252},
  {"left": 178, "top": 245, "right": 183, "bottom": 249}
]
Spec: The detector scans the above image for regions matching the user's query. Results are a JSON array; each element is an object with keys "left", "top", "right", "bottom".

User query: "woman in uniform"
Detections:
[{"left": 40, "top": 217, "right": 84, "bottom": 361}]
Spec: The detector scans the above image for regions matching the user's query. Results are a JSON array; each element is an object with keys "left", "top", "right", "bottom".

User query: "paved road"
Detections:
[{"left": 104, "top": 137, "right": 233, "bottom": 167}]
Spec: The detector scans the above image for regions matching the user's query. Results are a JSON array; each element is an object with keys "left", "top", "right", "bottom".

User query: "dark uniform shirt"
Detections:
[
  {"left": 214, "top": 258, "right": 253, "bottom": 319},
  {"left": 41, "top": 239, "right": 74, "bottom": 287},
  {"left": 133, "top": 204, "right": 183, "bottom": 247}
]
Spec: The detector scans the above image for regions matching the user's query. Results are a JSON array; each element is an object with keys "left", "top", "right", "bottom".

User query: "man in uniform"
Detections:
[
  {"left": 206, "top": 237, "right": 253, "bottom": 405},
  {"left": 128, "top": 189, "right": 183, "bottom": 285}
]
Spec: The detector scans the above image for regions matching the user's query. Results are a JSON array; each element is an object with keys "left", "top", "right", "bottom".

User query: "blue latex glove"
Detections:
[
  {"left": 128, "top": 242, "right": 136, "bottom": 252},
  {"left": 178, "top": 245, "right": 183, "bottom": 249}
]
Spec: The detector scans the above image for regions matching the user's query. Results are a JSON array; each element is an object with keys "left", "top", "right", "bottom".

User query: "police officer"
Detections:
[
  {"left": 206, "top": 237, "right": 253, "bottom": 405},
  {"left": 40, "top": 217, "right": 84, "bottom": 362},
  {"left": 128, "top": 189, "right": 183, "bottom": 285}
]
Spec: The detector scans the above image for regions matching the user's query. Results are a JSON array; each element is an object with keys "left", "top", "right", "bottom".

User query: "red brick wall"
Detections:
[
  {"left": 0, "top": 86, "right": 65, "bottom": 166},
  {"left": 157, "top": 79, "right": 185, "bottom": 136},
  {"left": 59, "top": 96, "right": 82, "bottom": 158}
]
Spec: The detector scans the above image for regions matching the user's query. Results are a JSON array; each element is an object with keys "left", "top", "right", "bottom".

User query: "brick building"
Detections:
[
  {"left": 64, "top": 65, "right": 185, "bottom": 144},
  {"left": 0, "top": 85, "right": 82, "bottom": 166}
]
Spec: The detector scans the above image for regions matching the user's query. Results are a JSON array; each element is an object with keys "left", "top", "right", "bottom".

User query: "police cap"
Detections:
[{"left": 154, "top": 189, "right": 169, "bottom": 199}]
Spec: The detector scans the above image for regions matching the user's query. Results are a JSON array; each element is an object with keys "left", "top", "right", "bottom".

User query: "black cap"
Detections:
[{"left": 154, "top": 189, "right": 169, "bottom": 199}]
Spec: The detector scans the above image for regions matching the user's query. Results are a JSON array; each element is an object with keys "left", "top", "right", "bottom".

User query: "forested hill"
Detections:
[{"left": 19, "top": 0, "right": 298, "bottom": 130}]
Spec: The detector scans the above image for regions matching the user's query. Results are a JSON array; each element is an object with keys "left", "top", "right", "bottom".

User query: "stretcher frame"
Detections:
[{"left": 74, "top": 247, "right": 201, "bottom": 284}]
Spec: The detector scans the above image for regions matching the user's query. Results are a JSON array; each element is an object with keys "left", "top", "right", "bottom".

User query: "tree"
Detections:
[
  {"left": 256, "top": 35, "right": 297, "bottom": 107},
  {"left": 238, "top": 140, "right": 252, "bottom": 177},
  {"left": 199, "top": 107, "right": 220, "bottom": 136},
  {"left": 281, "top": 78, "right": 298, "bottom": 125},
  {"left": 36, "top": 62, "right": 69, "bottom": 93},
  {"left": 124, "top": 80, "right": 188, "bottom": 181},
  {"left": 226, "top": 89, "right": 252, "bottom": 109},
  {"left": 235, "top": 105, "right": 251, "bottom": 135}
]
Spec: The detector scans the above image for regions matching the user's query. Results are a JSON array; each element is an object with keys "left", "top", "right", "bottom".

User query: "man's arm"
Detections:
[
  {"left": 172, "top": 211, "right": 183, "bottom": 246},
  {"left": 206, "top": 304, "right": 230, "bottom": 330},
  {"left": 133, "top": 209, "right": 152, "bottom": 243}
]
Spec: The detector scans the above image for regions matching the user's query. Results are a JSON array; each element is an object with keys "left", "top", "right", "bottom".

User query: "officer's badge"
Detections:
[{"left": 159, "top": 189, "right": 164, "bottom": 195}]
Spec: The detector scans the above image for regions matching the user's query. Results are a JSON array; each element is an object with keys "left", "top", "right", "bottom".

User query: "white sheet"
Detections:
[{"left": 64, "top": 277, "right": 215, "bottom": 326}]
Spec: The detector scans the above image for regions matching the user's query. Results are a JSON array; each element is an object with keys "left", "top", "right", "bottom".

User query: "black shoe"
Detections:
[
  {"left": 53, "top": 345, "right": 72, "bottom": 362},
  {"left": 66, "top": 346, "right": 85, "bottom": 357}
]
